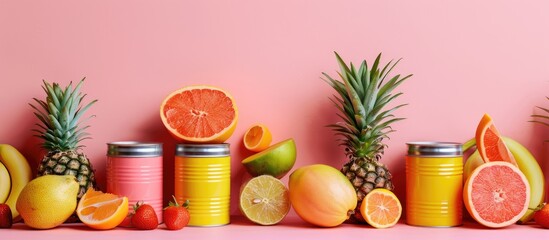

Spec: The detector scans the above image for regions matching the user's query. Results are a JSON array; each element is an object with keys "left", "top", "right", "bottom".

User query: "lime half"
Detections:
[{"left": 239, "top": 175, "right": 291, "bottom": 225}]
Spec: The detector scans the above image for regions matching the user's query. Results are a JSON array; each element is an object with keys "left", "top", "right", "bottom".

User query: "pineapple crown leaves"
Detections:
[
  {"left": 322, "top": 52, "right": 412, "bottom": 159},
  {"left": 29, "top": 78, "right": 98, "bottom": 151},
  {"left": 530, "top": 97, "right": 549, "bottom": 127},
  {"left": 530, "top": 96, "right": 549, "bottom": 142}
]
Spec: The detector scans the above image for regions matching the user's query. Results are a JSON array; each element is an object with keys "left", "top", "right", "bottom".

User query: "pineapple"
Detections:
[
  {"left": 30, "top": 78, "right": 97, "bottom": 200},
  {"left": 323, "top": 52, "right": 412, "bottom": 222}
]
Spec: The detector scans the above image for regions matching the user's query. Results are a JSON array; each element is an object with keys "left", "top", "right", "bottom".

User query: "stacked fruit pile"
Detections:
[
  {"left": 462, "top": 114, "right": 548, "bottom": 228},
  {"left": 239, "top": 125, "right": 296, "bottom": 225}
]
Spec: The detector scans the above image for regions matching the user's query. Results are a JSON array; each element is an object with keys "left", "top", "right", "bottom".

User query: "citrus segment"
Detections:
[
  {"left": 76, "top": 188, "right": 129, "bottom": 230},
  {"left": 475, "top": 114, "right": 517, "bottom": 166},
  {"left": 360, "top": 188, "right": 401, "bottom": 228},
  {"left": 160, "top": 85, "right": 238, "bottom": 143},
  {"left": 239, "top": 175, "right": 291, "bottom": 225},
  {"left": 463, "top": 161, "right": 530, "bottom": 228},
  {"left": 243, "top": 124, "right": 272, "bottom": 152},
  {"left": 242, "top": 139, "right": 296, "bottom": 179}
]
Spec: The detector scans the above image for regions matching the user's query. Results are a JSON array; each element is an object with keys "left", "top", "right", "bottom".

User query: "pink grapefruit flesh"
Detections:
[{"left": 463, "top": 161, "right": 530, "bottom": 228}]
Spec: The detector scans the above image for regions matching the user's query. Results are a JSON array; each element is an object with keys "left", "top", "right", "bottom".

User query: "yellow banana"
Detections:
[
  {"left": 463, "top": 137, "right": 546, "bottom": 224},
  {"left": 503, "top": 137, "right": 545, "bottom": 224},
  {"left": 0, "top": 144, "right": 32, "bottom": 221},
  {"left": 0, "top": 161, "right": 11, "bottom": 203}
]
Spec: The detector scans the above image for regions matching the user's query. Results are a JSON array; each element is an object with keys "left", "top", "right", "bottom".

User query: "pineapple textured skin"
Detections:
[{"left": 37, "top": 150, "right": 96, "bottom": 199}]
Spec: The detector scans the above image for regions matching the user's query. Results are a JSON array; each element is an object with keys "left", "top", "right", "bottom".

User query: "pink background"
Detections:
[{"left": 1, "top": 1, "right": 548, "bottom": 218}]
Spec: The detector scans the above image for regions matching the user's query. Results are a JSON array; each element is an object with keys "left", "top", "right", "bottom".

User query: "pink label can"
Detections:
[{"left": 107, "top": 141, "right": 163, "bottom": 226}]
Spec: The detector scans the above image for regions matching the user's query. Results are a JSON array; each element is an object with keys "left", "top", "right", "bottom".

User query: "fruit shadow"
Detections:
[
  {"left": 14, "top": 111, "right": 46, "bottom": 177},
  {"left": 457, "top": 222, "right": 503, "bottom": 230},
  {"left": 228, "top": 215, "right": 320, "bottom": 229}
]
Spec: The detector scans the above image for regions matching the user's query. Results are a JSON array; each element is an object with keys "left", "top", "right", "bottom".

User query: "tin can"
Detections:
[
  {"left": 405, "top": 142, "right": 463, "bottom": 227},
  {"left": 175, "top": 144, "right": 230, "bottom": 226},
  {"left": 106, "top": 141, "right": 163, "bottom": 225}
]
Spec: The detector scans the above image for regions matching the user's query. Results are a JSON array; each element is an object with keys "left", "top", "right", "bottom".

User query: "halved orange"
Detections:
[
  {"left": 475, "top": 114, "right": 517, "bottom": 166},
  {"left": 160, "top": 85, "right": 238, "bottom": 143},
  {"left": 76, "top": 188, "right": 129, "bottom": 230},
  {"left": 360, "top": 188, "right": 402, "bottom": 228},
  {"left": 243, "top": 124, "right": 272, "bottom": 152}
]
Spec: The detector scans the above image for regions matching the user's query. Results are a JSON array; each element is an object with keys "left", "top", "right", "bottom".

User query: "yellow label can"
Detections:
[
  {"left": 406, "top": 142, "right": 463, "bottom": 227},
  {"left": 175, "top": 144, "right": 230, "bottom": 226}
]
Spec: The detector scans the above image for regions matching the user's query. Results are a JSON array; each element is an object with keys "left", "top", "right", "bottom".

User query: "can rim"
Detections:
[
  {"left": 176, "top": 143, "right": 230, "bottom": 157},
  {"left": 107, "top": 141, "right": 163, "bottom": 157},
  {"left": 406, "top": 141, "right": 462, "bottom": 156}
]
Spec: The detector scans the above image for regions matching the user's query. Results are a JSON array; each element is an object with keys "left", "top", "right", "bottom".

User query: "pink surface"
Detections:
[
  {"left": 1, "top": 0, "right": 549, "bottom": 223},
  {"left": 2, "top": 216, "right": 549, "bottom": 240}
]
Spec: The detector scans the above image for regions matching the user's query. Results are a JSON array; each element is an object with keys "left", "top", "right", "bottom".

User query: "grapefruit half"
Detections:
[
  {"left": 160, "top": 85, "right": 238, "bottom": 143},
  {"left": 463, "top": 161, "right": 530, "bottom": 228}
]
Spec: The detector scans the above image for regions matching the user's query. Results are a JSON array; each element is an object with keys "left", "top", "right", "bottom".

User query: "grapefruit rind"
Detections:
[
  {"left": 463, "top": 161, "right": 530, "bottom": 228},
  {"left": 160, "top": 85, "right": 238, "bottom": 143}
]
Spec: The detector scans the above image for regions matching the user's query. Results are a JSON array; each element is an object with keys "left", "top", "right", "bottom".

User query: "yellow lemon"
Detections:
[{"left": 16, "top": 175, "right": 79, "bottom": 229}]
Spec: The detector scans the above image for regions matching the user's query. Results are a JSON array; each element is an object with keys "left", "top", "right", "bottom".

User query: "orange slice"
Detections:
[
  {"left": 243, "top": 124, "right": 272, "bottom": 152},
  {"left": 360, "top": 188, "right": 402, "bottom": 228},
  {"left": 475, "top": 114, "right": 517, "bottom": 166},
  {"left": 160, "top": 85, "right": 238, "bottom": 143},
  {"left": 76, "top": 188, "right": 129, "bottom": 230}
]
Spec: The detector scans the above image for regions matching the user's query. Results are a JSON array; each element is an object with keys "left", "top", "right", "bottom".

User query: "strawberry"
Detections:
[
  {"left": 163, "top": 196, "right": 190, "bottom": 230},
  {"left": 535, "top": 203, "right": 549, "bottom": 228},
  {"left": 0, "top": 203, "right": 12, "bottom": 228},
  {"left": 131, "top": 201, "right": 158, "bottom": 230}
]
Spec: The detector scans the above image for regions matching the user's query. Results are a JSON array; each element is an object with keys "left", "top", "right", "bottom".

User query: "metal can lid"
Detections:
[
  {"left": 176, "top": 143, "right": 230, "bottom": 157},
  {"left": 107, "top": 141, "right": 163, "bottom": 157},
  {"left": 406, "top": 142, "right": 462, "bottom": 156}
]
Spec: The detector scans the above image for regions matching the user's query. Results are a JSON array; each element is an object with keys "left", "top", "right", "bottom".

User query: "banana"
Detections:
[
  {"left": 0, "top": 161, "right": 11, "bottom": 203},
  {"left": 0, "top": 144, "right": 32, "bottom": 221},
  {"left": 504, "top": 137, "right": 546, "bottom": 223},
  {"left": 463, "top": 137, "right": 546, "bottom": 224}
]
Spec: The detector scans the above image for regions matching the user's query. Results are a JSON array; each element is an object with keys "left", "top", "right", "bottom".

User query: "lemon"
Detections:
[
  {"left": 242, "top": 138, "right": 296, "bottom": 179},
  {"left": 16, "top": 175, "right": 79, "bottom": 229},
  {"left": 239, "top": 175, "right": 291, "bottom": 225}
]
